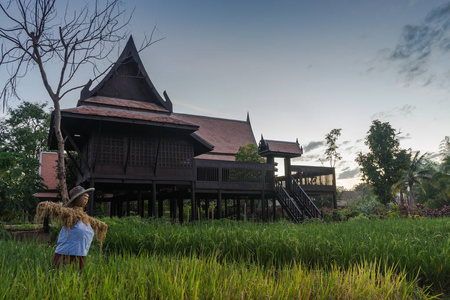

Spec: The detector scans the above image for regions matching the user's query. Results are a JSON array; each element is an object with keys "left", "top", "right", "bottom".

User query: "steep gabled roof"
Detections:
[
  {"left": 172, "top": 113, "right": 256, "bottom": 160},
  {"left": 78, "top": 36, "right": 173, "bottom": 112},
  {"left": 258, "top": 136, "right": 303, "bottom": 158}
]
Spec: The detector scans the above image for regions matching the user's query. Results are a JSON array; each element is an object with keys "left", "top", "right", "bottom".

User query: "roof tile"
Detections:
[
  {"left": 173, "top": 114, "right": 256, "bottom": 158},
  {"left": 63, "top": 106, "right": 197, "bottom": 128},
  {"left": 80, "top": 96, "right": 169, "bottom": 113}
]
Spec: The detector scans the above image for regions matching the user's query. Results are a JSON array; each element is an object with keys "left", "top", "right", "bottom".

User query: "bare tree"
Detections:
[{"left": 0, "top": 0, "right": 157, "bottom": 204}]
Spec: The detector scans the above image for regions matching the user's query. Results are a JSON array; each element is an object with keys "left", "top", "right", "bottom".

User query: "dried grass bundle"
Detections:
[{"left": 35, "top": 201, "right": 108, "bottom": 245}]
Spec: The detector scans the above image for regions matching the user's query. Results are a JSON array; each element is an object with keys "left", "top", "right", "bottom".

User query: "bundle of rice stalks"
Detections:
[{"left": 35, "top": 201, "right": 108, "bottom": 246}]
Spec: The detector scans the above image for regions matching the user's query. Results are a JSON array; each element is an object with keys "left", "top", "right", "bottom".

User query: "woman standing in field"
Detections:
[{"left": 36, "top": 186, "right": 108, "bottom": 269}]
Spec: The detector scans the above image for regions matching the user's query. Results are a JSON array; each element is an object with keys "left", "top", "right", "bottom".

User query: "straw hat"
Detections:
[{"left": 66, "top": 186, "right": 95, "bottom": 207}]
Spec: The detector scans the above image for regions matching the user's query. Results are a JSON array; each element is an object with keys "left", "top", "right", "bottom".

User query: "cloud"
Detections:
[
  {"left": 398, "top": 132, "right": 412, "bottom": 141},
  {"left": 338, "top": 167, "right": 360, "bottom": 180},
  {"left": 371, "top": 104, "right": 416, "bottom": 120},
  {"left": 303, "top": 140, "right": 325, "bottom": 152},
  {"left": 398, "top": 104, "right": 416, "bottom": 116},
  {"left": 390, "top": 2, "right": 450, "bottom": 83}
]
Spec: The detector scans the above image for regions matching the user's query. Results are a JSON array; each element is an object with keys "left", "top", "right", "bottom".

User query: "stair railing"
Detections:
[
  {"left": 274, "top": 178, "right": 303, "bottom": 223},
  {"left": 290, "top": 177, "right": 323, "bottom": 219}
]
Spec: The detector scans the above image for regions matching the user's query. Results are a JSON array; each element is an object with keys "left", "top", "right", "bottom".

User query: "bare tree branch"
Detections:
[{"left": 0, "top": 0, "right": 160, "bottom": 204}]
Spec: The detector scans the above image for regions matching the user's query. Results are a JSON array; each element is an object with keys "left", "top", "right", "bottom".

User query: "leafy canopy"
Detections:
[
  {"left": 235, "top": 144, "right": 265, "bottom": 163},
  {"left": 0, "top": 101, "right": 50, "bottom": 159},
  {"left": 355, "top": 120, "right": 409, "bottom": 205}
]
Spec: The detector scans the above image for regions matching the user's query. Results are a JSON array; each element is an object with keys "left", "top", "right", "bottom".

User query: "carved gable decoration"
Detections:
[{"left": 79, "top": 36, "right": 172, "bottom": 112}]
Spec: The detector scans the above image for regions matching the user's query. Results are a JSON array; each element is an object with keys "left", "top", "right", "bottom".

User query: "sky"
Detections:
[{"left": 1, "top": 0, "right": 450, "bottom": 189}]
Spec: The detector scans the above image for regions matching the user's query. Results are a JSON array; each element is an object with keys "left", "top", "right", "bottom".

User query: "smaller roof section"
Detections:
[
  {"left": 173, "top": 113, "right": 256, "bottom": 160},
  {"left": 258, "top": 135, "right": 303, "bottom": 158}
]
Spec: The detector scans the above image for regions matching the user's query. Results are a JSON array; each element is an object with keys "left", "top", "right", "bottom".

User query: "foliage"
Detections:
[
  {"left": 0, "top": 222, "right": 12, "bottom": 240},
  {"left": 356, "top": 120, "right": 410, "bottom": 205},
  {"left": 321, "top": 128, "right": 342, "bottom": 167},
  {"left": 0, "top": 101, "right": 50, "bottom": 159},
  {"left": 95, "top": 217, "right": 449, "bottom": 295},
  {"left": 0, "top": 152, "right": 44, "bottom": 221},
  {"left": 415, "top": 157, "right": 450, "bottom": 209},
  {"left": 230, "top": 143, "right": 266, "bottom": 182},
  {"left": 393, "top": 151, "right": 431, "bottom": 207},
  {"left": 235, "top": 143, "right": 265, "bottom": 163},
  {"left": 0, "top": 102, "right": 50, "bottom": 221},
  {"left": 311, "top": 194, "right": 334, "bottom": 208},
  {"left": 0, "top": 240, "right": 431, "bottom": 299},
  {"left": 353, "top": 182, "right": 374, "bottom": 201},
  {"left": 349, "top": 194, "right": 385, "bottom": 216},
  {"left": 439, "top": 136, "right": 450, "bottom": 158}
]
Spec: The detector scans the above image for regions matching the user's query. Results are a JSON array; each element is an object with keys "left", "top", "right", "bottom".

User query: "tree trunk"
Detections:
[
  {"left": 53, "top": 100, "right": 69, "bottom": 205},
  {"left": 408, "top": 183, "right": 414, "bottom": 207}
]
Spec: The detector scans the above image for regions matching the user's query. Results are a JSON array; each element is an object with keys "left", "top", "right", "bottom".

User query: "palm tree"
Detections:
[{"left": 393, "top": 151, "right": 430, "bottom": 207}]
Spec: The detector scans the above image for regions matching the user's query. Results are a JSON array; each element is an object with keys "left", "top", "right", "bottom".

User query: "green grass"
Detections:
[
  {"left": 102, "top": 217, "right": 450, "bottom": 295},
  {"left": 1, "top": 217, "right": 448, "bottom": 298},
  {"left": 0, "top": 240, "right": 433, "bottom": 299}
]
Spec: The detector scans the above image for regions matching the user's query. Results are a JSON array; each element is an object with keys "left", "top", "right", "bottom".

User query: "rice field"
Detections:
[{"left": 1, "top": 217, "right": 448, "bottom": 299}]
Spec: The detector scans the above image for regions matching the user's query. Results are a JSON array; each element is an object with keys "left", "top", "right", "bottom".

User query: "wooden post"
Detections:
[
  {"left": 191, "top": 182, "right": 196, "bottom": 221},
  {"left": 88, "top": 180, "right": 95, "bottom": 216},
  {"left": 244, "top": 202, "right": 247, "bottom": 222},
  {"left": 178, "top": 198, "right": 184, "bottom": 224},
  {"left": 152, "top": 181, "right": 157, "bottom": 218},
  {"left": 126, "top": 193, "right": 131, "bottom": 217},
  {"left": 225, "top": 198, "right": 228, "bottom": 218},
  {"left": 272, "top": 198, "right": 276, "bottom": 221},
  {"left": 212, "top": 201, "right": 214, "bottom": 224},
  {"left": 217, "top": 191, "right": 222, "bottom": 219},
  {"left": 251, "top": 198, "right": 255, "bottom": 221},
  {"left": 237, "top": 198, "right": 241, "bottom": 221},
  {"left": 158, "top": 198, "right": 163, "bottom": 218},
  {"left": 284, "top": 157, "right": 292, "bottom": 193}
]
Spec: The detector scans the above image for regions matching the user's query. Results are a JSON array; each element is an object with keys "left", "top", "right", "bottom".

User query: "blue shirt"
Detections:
[{"left": 55, "top": 220, "right": 94, "bottom": 256}]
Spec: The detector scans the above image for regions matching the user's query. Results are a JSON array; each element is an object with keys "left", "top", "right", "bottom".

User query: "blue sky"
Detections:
[{"left": 2, "top": 0, "right": 450, "bottom": 189}]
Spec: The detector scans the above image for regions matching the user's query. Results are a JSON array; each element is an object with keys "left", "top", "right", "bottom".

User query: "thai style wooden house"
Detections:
[{"left": 45, "top": 36, "right": 336, "bottom": 223}]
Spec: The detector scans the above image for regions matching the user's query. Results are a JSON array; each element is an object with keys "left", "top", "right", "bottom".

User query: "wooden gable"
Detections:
[{"left": 79, "top": 36, "right": 173, "bottom": 112}]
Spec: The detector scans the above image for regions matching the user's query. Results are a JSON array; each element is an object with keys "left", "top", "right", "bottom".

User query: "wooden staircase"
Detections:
[{"left": 274, "top": 176, "right": 322, "bottom": 222}]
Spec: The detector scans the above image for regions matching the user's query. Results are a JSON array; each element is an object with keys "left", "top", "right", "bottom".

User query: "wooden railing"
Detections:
[
  {"left": 195, "top": 159, "right": 275, "bottom": 191},
  {"left": 274, "top": 178, "right": 303, "bottom": 223},
  {"left": 290, "top": 177, "right": 323, "bottom": 219}
]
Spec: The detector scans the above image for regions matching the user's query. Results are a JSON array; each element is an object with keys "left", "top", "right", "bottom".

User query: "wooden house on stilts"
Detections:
[{"left": 45, "top": 36, "right": 336, "bottom": 223}]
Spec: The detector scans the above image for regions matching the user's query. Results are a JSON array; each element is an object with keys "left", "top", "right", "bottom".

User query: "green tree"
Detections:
[
  {"left": 393, "top": 151, "right": 430, "bottom": 207},
  {"left": 352, "top": 182, "right": 374, "bottom": 202},
  {"left": 355, "top": 120, "right": 409, "bottom": 205},
  {"left": 439, "top": 136, "right": 450, "bottom": 158},
  {"left": 418, "top": 156, "right": 450, "bottom": 209},
  {"left": 235, "top": 144, "right": 266, "bottom": 163},
  {"left": 0, "top": 152, "right": 44, "bottom": 221},
  {"left": 321, "top": 128, "right": 342, "bottom": 167},
  {"left": 230, "top": 144, "right": 265, "bottom": 183},
  {"left": 0, "top": 101, "right": 50, "bottom": 159}
]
